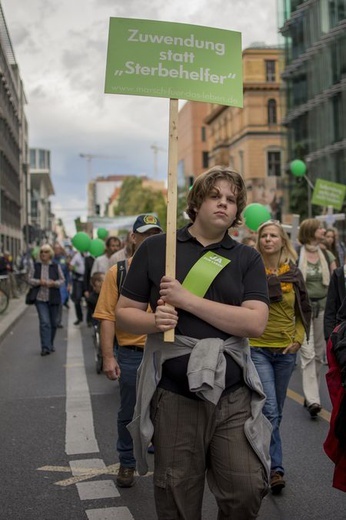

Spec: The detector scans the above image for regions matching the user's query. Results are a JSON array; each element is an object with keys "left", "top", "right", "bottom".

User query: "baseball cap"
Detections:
[{"left": 133, "top": 214, "right": 162, "bottom": 233}]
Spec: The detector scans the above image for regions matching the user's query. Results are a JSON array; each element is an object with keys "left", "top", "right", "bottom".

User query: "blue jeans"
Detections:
[
  {"left": 117, "top": 346, "right": 143, "bottom": 468},
  {"left": 35, "top": 301, "right": 59, "bottom": 353},
  {"left": 250, "top": 347, "right": 296, "bottom": 475}
]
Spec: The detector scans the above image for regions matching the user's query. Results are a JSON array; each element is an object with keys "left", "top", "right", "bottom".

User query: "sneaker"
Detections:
[
  {"left": 116, "top": 466, "right": 135, "bottom": 488},
  {"left": 74, "top": 320, "right": 82, "bottom": 326},
  {"left": 308, "top": 403, "right": 321, "bottom": 418},
  {"left": 270, "top": 472, "right": 285, "bottom": 494}
]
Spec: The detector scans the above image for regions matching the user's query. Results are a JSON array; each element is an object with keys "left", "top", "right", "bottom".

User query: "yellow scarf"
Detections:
[{"left": 265, "top": 263, "right": 293, "bottom": 293}]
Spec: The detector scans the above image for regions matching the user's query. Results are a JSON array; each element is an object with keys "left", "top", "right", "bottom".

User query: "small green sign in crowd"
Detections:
[{"left": 312, "top": 178, "right": 346, "bottom": 211}]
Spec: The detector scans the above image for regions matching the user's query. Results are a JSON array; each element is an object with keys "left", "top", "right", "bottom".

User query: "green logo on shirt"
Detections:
[{"left": 182, "top": 251, "right": 230, "bottom": 297}]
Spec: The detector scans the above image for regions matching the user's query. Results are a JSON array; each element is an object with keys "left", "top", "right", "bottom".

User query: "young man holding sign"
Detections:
[{"left": 116, "top": 166, "right": 270, "bottom": 519}]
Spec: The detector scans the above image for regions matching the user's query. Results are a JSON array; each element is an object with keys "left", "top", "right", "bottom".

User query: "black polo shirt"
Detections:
[{"left": 121, "top": 225, "right": 269, "bottom": 398}]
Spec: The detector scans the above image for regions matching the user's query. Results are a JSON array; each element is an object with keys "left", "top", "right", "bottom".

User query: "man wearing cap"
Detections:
[{"left": 93, "top": 214, "right": 162, "bottom": 488}]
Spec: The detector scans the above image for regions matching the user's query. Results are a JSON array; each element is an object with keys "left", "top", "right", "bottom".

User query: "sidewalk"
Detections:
[{"left": 0, "top": 294, "right": 28, "bottom": 343}]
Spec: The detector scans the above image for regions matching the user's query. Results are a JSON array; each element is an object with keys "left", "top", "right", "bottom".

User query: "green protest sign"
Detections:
[
  {"left": 311, "top": 178, "right": 346, "bottom": 211},
  {"left": 105, "top": 18, "right": 243, "bottom": 107}
]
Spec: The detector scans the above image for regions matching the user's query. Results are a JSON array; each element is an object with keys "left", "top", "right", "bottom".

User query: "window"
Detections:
[
  {"left": 267, "top": 99, "right": 277, "bottom": 124},
  {"left": 202, "top": 151, "right": 209, "bottom": 169},
  {"left": 265, "top": 60, "right": 276, "bottom": 82},
  {"left": 267, "top": 151, "right": 281, "bottom": 177},
  {"left": 201, "top": 126, "right": 206, "bottom": 142},
  {"left": 29, "top": 149, "right": 36, "bottom": 169},
  {"left": 31, "top": 199, "right": 38, "bottom": 218},
  {"left": 329, "top": 0, "right": 346, "bottom": 28},
  {"left": 332, "top": 93, "right": 342, "bottom": 142},
  {"left": 39, "top": 150, "right": 46, "bottom": 169}
]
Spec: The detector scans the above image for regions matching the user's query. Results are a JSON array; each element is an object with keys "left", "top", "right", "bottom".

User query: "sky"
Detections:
[{"left": 2, "top": 0, "right": 280, "bottom": 236}]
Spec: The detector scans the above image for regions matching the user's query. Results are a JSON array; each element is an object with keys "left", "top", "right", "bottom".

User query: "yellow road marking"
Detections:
[
  {"left": 37, "top": 463, "right": 153, "bottom": 487},
  {"left": 287, "top": 388, "right": 331, "bottom": 422}
]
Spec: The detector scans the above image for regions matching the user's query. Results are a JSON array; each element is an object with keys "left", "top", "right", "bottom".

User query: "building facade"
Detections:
[
  {"left": 177, "top": 101, "right": 210, "bottom": 186},
  {"left": 205, "top": 45, "right": 286, "bottom": 220},
  {"left": 87, "top": 175, "right": 128, "bottom": 217},
  {"left": 278, "top": 0, "right": 346, "bottom": 216},
  {"left": 0, "top": 4, "right": 29, "bottom": 258},
  {"left": 29, "top": 148, "right": 55, "bottom": 243}
]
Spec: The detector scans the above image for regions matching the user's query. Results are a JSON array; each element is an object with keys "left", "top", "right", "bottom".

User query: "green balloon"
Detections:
[
  {"left": 72, "top": 232, "right": 91, "bottom": 252},
  {"left": 32, "top": 246, "right": 40, "bottom": 259},
  {"left": 89, "top": 238, "right": 105, "bottom": 257},
  {"left": 97, "top": 228, "right": 108, "bottom": 240},
  {"left": 290, "top": 159, "right": 306, "bottom": 177},
  {"left": 243, "top": 203, "right": 272, "bottom": 231}
]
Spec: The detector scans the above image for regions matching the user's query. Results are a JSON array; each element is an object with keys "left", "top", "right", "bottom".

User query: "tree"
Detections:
[
  {"left": 114, "top": 176, "right": 167, "bottom": 230},
  {"left": 115, "top": 177, "right": 142, "bottom": 215},
  {"left": 176, "top": 186, "right": 190, "bottom": 229}
]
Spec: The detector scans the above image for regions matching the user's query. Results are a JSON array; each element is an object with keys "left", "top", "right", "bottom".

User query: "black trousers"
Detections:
[{"left": 71, "top": 279, "right": 84, "bottom": 321}]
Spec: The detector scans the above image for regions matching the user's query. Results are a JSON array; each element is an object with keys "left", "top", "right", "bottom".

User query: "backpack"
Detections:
[
  {"left": 332, "top": 321, "right": 346, "bottom": 380},
  {"left": 116, "top": 259, "right": 128, "bottom": 295},
  {"left": 330, "top": 321, "right": 346, "bottom": 447},
  {"left": 113, "top": 260, "right": 128, "bottom": 349}
]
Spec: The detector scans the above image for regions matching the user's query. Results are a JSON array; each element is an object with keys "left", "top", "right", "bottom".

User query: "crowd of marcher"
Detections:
[{"left": 20, "top": 165, "right": 346, "bottom": 518}]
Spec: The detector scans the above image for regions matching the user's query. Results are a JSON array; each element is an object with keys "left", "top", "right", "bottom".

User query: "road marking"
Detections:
[
  {"left": 76, "top": 480, "right": 120, "bottom": 500},
  {"left": 65, "top": 312, "right": 99, "bottom": 455},
  {"left": 287, "top": 388, "right": 331, "bottom": 422},
  {"left": 70, "top": 458, "right": 107, "bottom": 475},
  {"left": 37, "top": 462, "right": 153, "bottom": 487},
  {"left": 38, "top": 465, "right": 70, "bottom": 473},
  {"left": 38, "top": 462, "right": 120, "bottom": 486},
  {"left": 86, "top": 507, "right": 134, "bottom": 520}
]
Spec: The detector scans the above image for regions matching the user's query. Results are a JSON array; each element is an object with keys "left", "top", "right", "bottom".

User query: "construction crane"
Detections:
[
  {"left": 79, "top": 153, "right": 122, "bottom": 180},
  {"left": 150, "top": 144, "right": 166, "bottom": 178}
]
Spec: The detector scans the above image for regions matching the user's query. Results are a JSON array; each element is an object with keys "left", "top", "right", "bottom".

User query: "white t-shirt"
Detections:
[{"left": 70, "top": 252, "right": 85, "bottom": 276}]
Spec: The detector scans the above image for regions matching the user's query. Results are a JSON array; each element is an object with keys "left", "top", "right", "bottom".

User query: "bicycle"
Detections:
[
  {"left": 13, "top": 269, "right": 29, "bottom": 295},
  {"left": 0, "top": 275, "right": 10, "bottom": 314}
]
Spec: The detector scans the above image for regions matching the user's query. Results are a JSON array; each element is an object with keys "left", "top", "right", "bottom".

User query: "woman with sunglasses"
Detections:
[
  {"left": 28, "top": 244, "right": 65, "bottom": 356},
  {"left": 249, "top": 220, "right": 311, "bottom": 494}
]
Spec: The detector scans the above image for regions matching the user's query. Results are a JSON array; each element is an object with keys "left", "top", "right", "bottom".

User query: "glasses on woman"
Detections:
[{"left": 40, "top": 250, "right": 50, "bottom": 254}]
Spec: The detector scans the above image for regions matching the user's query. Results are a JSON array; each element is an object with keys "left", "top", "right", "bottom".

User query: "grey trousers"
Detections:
[
  {"left": 300, "top": 310, "right": 325, "bottom": 406},
  {"left": 150, "top": 386, "right": 267, "bottom": 520}
]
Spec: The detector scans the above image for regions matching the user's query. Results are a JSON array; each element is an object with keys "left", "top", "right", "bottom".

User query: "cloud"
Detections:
[{"left": 2, "top": 0, "right": 278, "bottom": 236}]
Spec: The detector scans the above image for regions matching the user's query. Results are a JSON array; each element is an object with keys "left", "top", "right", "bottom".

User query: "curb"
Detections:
[{"left": 0, "top": 297, "right": 28, "bottom": 343}]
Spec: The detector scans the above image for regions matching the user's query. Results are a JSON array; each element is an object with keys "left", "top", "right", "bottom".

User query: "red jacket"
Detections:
[{"left": 324, "top": 323, "right": 346, "bottom": 492}]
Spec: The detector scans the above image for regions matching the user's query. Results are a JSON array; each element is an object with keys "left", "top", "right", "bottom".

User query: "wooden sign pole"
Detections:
[{"left": 164, "top": 98, "right": 179, "bottom": 342}]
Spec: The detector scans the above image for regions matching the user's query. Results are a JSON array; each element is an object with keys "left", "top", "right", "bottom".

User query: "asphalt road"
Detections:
[{"left": 0, "top": 305, "right": 345, "bottom": 520}]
